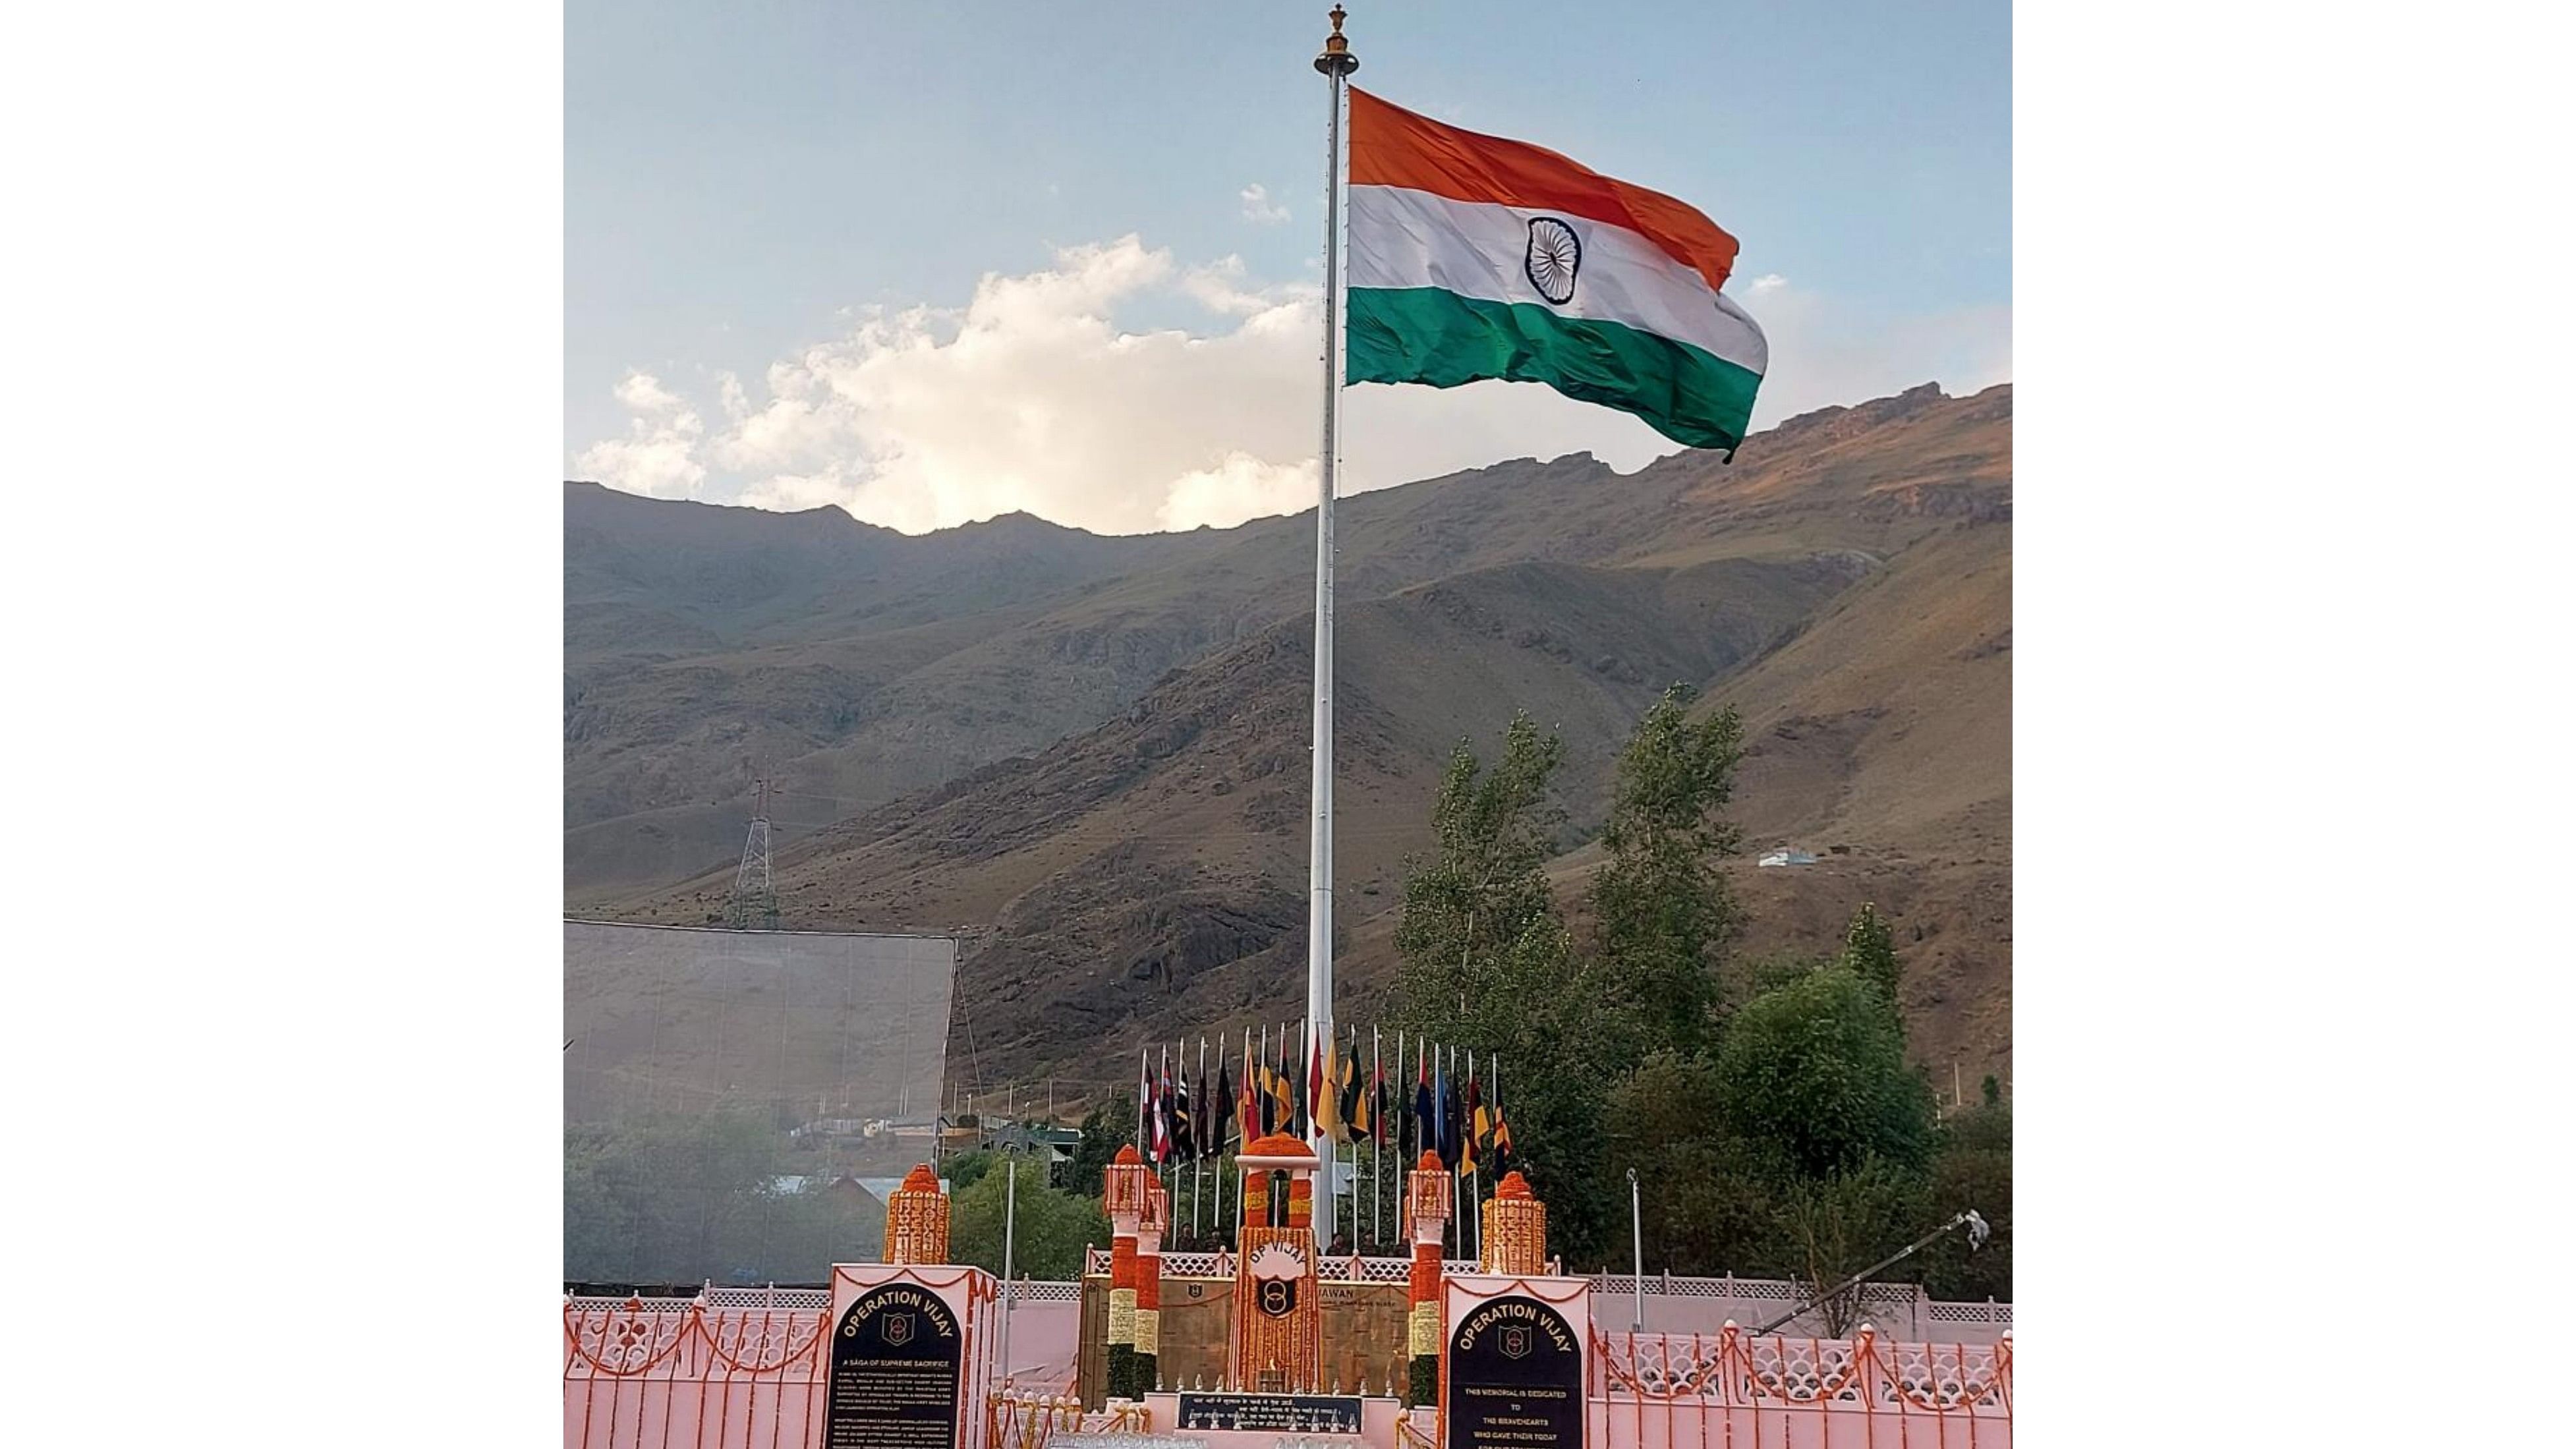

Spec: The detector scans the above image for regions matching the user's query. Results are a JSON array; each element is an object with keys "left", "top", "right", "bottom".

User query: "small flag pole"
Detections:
[
  {"left": 1000, "top": 1156, "right": 1017, "bottom": 1377},
  {"left": 1304, "top": 0, "right": 1358, "bottom": 1204},
  {"left": 1371, "top": 1022, "right": 1382, "bottom": 1249}
]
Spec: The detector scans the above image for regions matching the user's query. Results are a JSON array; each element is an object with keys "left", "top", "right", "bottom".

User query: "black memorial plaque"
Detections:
[
  {"left": 1445, "top": 1294, "right": 1583, "bottom": 1449},
  {"left": 826, "top": 1284, "right": 965, "bottom": 1449},
  {"left": 1174, "top": 1392, "right": 1364, "bottom": 1434}
]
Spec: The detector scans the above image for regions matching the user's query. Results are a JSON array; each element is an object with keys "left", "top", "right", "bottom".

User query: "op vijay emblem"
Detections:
[{"left": 1248, "top": 1241, "right": 1309, "bottom": 1319}]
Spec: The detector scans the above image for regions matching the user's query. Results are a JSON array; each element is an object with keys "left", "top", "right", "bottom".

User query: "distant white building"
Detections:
[{"left": 1757, "top": 847, "right": 1818, "bottom": 867}]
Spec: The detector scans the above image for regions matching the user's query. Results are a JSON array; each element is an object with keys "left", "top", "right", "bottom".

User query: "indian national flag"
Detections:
[{"left": 1345, "top": 88, "right": 1767, "bottom": 453}]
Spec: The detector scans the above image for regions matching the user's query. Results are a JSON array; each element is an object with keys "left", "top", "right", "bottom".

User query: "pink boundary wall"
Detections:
[
  {"left": 565, "top": 1266, "right": 1001, "bottom": 1449},
  {"left": 1588, "top": 1328, "right": 2011, "bottom": 1449},
  {"left": 565, "top": 1295, "right": 2009, "bottom": 1449}
]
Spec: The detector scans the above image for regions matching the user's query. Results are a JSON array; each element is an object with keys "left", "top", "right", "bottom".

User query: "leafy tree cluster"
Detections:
[
  {"left": 1063, "top": 1092, "right": 1133, "bottom": 1198},
  {"left": 564, "top": 1110, "right": 884, "bottom": 1286},
  {"left": 947, "top": 1152, "right": 1114, "bottom": 1280},
  {"left": 1388, "top": 687, "right": 2009, "bottom": 1319}
]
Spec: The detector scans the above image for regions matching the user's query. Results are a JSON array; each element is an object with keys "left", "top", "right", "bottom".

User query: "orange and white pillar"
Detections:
[
  {"left": 1102, "top": 1145, "right": 1150, "bottom": 1400},
  {"left": 1404, "top": 1150, "right": 1453, "bottom": 1406}
]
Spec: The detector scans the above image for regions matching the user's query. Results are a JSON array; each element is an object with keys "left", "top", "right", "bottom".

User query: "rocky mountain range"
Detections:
[{"left": 567, "top": 382, "right": 2012, "bottom": 1106}]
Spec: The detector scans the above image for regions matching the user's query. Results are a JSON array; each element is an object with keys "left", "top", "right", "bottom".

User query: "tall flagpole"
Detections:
[{"left": 1306, "top": 0, "right": 1357, "bottom": 1212}]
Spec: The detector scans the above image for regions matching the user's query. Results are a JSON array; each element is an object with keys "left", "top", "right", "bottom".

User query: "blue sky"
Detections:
[{"left": 569, "top": 0, "right": 2009, "bottom": 533}]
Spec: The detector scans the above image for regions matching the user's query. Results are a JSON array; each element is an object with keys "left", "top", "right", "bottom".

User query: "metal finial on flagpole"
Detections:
[{"left": 1316, "top": 6, "right": 1358, "bottom": 76}]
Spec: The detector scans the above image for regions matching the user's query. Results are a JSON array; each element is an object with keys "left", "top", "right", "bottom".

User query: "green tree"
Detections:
[
  {"left": 948, "top": 1158, "right": 1111, "bottom": 1280},
  {"left": 1388, "top": 715, "right": 1626, "bottom": 1261},
  {"left": 1713, "top": 966, "right": 1937, "bottom": 1181},
  {"left": 1601, "top": 1052, "right": 1775, "bottom": 1274},
  {"left": 1918, "top": 1101, "right": 2011, "bottom": 1302},
  {"left": 1771, "top": 1158, "right": 1932, "bottom": 1336},
  {"left": 1392, "top": 712, "right": 1568, "bottom": 1027},
  {"left": 1589, "top": 685, "right": 1746, "bottom": 1059},
  {"left": 944, "top": 1149, "right": 1001, "bottom": 1193},
  {"left": 1841, "top": 903, "right": 1901, "bottom": 1014},
  {"left": 1064, "top": 1092, "right": 1133, "bottom": 1198}
]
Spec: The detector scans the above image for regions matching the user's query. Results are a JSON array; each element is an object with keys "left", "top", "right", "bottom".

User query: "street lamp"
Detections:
[{"left": 1626, "top": 1168, "right": 1644, "bottom": 1331}]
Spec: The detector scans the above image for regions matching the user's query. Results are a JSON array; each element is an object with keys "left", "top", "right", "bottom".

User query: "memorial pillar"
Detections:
[
  {"left": 1232, "top": 1133, "right": 1323, "bottom": 1392},
  {"left": 886, "top": 1164, "right": 950, "bottom": 1265},
  {"left": 1103, "top": 1146, "right": 1150, "bottom": 1401},
  {"left": 1137, "top": 1176, "right": 1168, "bottom": 1393},
  {"left": 1404, "top": 1151, "right": 1452, "bottom": 1407},
  {"left": 1479, "top": 1172, "right": 1545, "bottom": 1276}
]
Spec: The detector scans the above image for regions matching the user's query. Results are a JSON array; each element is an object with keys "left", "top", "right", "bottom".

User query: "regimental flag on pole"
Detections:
[
  {"left": 1308, "top": 1035, "right": 1327, "bottom": 1138},
  {"left": 1271, "top": 1046, "right": 1296, "bottom": 1133},
  {"left": 1460, "top": 1059, "right": 1483, "bottom": 1178},
  {"left": 1473, "top": 1070, "right": 1494, "bottom": 1174},
  {"left": 1139, "top": 1054, "right": 1155, "bottom": 1150},
  {"left": 1341, "top": 1033, "right": 1367, "bottom": 1145},
  {"left": 1213, "top": 1059, "right": 1234, "bottom": 1156},
  {"left": 1344, "top": 88, "right": 1768, "bottom": 457},
  {"left": 1193, "top": 1062, "right": 1213, "bottom": 1159},
  {"left": 1371, "top": 1055, "right": 1388, "bottom": 1146},
  {"left": 1445, "top": 1069, "right": 1466, "bottom": 1172},
  {"left": 1172, "top": 1068, "right": 1195, "bottom": 1164},
  {"left": 1164, "top": 1065, "right": 1180, "bottom": 1164},
  {"left": 1154, "top": 1075, "right": 1174, "bottom": 1168},
  {"left": 1316, "top": 1033, "right": 1343, "bottom": 1139},
  {"left": 1434, "top": 1056, "right": 1458, "bottom": 1170},
  {"left": 1240, "top": 1062, "right": 1261, "bottom": 1145}
]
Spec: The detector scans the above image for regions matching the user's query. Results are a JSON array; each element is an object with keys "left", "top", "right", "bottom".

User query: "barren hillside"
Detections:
[{"left": 573, "top": 382, "right": 2012, "bottom": 1102}]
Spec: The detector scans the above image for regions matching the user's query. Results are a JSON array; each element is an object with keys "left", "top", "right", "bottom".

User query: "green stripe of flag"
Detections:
[{"left": 1345, "top": 286, "right": 1760, "bottom": 451}]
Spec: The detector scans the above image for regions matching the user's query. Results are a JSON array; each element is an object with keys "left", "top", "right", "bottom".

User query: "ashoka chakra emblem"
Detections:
[{"left": 1525, "top": 215, "right": 1582, "bottom": 304}]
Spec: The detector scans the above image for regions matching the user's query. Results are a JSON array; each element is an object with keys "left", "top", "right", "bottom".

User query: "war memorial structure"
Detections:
[
  {"left": 563, "top": 1142, "right": 2011, "bottom": 1449},
  {"left": 565, "top": 12, "right": 2009, "bottom": 1446}
]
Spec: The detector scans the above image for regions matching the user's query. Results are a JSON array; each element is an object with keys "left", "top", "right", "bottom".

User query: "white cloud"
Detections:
[
  {"left": 1732, "top": 275, "right": 2012, "bottom": 429},
  {"left": 612, "top": 370, "right": 686, "bottom": 412},
  {"left": 739, "top": 467, "right": 856, "bottom": 513},
  {"left": 1239, "top": 183, "right": 1290, "bottom": 225},
  {"left": 1180, "top": 254, "right": 1305, "bottom": 318},
  {"left": 572, "top": 240, "right": 2010, "bottom": 534},
  {"left": 574, "top": 371, "right": 706, "bottom": 498},
  {"left": 1159, "top": 452, "right": 1319, "bottom": 531}
]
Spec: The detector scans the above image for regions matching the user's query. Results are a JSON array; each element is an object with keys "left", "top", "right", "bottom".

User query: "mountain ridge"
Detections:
[{"left": 567, "top": 383, "right": 2013, "bottom": 1101}]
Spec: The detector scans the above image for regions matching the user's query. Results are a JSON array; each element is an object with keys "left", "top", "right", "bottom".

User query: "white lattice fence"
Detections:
[
  {"left": 1597, "top": 1328, "right": 2013, "bottom": 1413},
  {"left": 1079, "top": 1249, "right": 1477, "bottom": 1280}
]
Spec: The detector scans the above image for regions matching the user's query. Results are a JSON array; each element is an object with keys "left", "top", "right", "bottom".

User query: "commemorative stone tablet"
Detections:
[
  {"left": 1445, "top": 1293, "right": 1582, "bottom": 1449},
  {"left": 1174, "top": 1392, "right": 1364, "bottom": 1433},
  {"left": 826, "top": 1284, "right": 964, "bottom": 1449}
]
